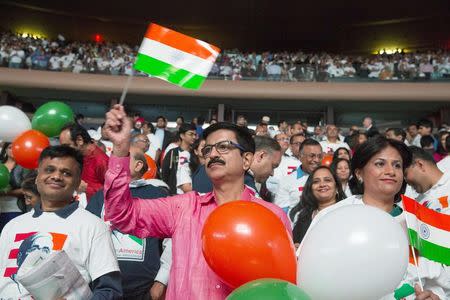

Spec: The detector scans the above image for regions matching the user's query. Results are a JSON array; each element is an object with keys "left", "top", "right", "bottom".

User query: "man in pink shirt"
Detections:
[{"left": 103, "top": 105, "right": 291, "bottom": 300}]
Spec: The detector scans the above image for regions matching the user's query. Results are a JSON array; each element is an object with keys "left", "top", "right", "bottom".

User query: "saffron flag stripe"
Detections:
[
  {"left": 145, "top": 23, "right": 220, "bottom": 61},
  {"left": 405, "top": 211, "right": 450, "bottom": 248},
  {"left": 402, "top": 195, "right": 450, "bottom": 231},
  {"left": 134, "top": 54, "right": 206, "bottom": 89},
  {"left": 138, "top": 38, "right": 214, "bottom": 77},
  {"left": 408, "top": 229, "right": 450, "bottom": 265}
]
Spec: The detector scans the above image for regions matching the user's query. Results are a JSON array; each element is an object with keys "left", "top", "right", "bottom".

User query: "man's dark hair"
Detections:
[
  {"left": 278, "top": 120, "right": 286, "bottom": 127},
  {"left": 408, "top": 146, "right": 436, "bottom": 165},
  {"left": 203, "top": 122, "right": 255, "bottom": 154},
  {"left": 420, "top": 135, "right": 435, "bottom": 148},
  {"left": 61, "top": 123, "right": 92, "bottom": 144},
  {"left": 75, "top": 113, "right": 84, "bottom": 121},
  {"left": 408, "top": 123, "right": 418, "bottom": 129},
  {"left": 178, "top": 123, "right": 197, "bottom": 137},
  {"left": 176, "top": 116, "right": 184, "bottom": 122},
  {"left": 254, "top": 136, "right": 281, "bottom": 153},
  {"left": 386, "top": 128, "right": 406, "bottom": 141},
  {"left": 197, "top": 116, "right": 205, "bottom": 126},
  {"left": 39, "top": 145, "right": 84, "bottom": 174},
  {"left": 290, "top": 133, "right": 305, "bottom": 144},
  {"left": 299, "top": 138, "right": 321, "bottom": 154},
  {"left": 132, "top": 151, "right": 148, "bottom": 177},
  {"left": 418, "top": 119, "right": 433, "bottom": 131},
  {"left": 156, "top": 116, "right": 167, "bottom": 122}
]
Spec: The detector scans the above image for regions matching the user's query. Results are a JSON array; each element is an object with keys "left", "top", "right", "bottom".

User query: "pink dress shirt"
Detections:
[{"left": 104, "top": 156, "right": 292, "bottom": 300}]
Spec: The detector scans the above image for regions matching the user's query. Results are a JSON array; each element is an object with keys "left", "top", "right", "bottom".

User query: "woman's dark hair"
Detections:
[
  {"left": 189, "top": 138, "right": 204, "bottom": 174},
  {"left": 203, "top": 122, "right": 255, "bottom": 154},
  {"left": 349, "top": 136, "right": 412, "bottom": 202},
  {"left": 332, "top": 147, "right": 351, "bottom": 161},
  {"left": 436, "top": 131, "right": 449, "bottom": 155},
  {"left": 0, "top": 142, "right": 11, "bottom": 163},
  {"left": 144, "top": 121, "right": 156, "bottom": 134},
  {"left": 290, "top": 166, "right": 345, "bottom": 243},
  {"left": 21, "top": 170, "right": 39, "bottom": 196},
  {"left": 330, "top": 158, "right": 352, "bottom": 181}
]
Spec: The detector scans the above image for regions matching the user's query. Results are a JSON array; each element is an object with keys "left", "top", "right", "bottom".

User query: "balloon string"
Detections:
[
  {"left": 119, "top": 73, "right": 134, "bottom": 105},
  {"left": 402, "top": 203, "right": 424, "bottom": 291}
]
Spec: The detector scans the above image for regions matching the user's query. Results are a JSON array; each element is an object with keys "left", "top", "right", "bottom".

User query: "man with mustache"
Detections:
[{"left": 102, "top": 105, "right": 291, "bottom": 300}]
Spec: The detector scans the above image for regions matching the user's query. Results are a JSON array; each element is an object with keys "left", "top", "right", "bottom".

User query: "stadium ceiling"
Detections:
[{"left": 0, "top": 0, "right": 449, "bottom": 52}]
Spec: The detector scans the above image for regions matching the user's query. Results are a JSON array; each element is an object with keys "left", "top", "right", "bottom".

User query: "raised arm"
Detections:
[{"left": 103, "top": 105, "right": 177, "bottom": 239}]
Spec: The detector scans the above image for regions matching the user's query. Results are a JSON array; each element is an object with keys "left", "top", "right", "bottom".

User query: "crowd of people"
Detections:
[
  {"left": 1, "top": 31, "right": 450, "bottom": 81},
  {"left": 0, "top": 104, "right": 449, "bottom": 299}
]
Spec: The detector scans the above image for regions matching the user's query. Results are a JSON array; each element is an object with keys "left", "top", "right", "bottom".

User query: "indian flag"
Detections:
[
  {"left": 134, "top": 23, "right": 220, "bottom": 89},
  {"left": 402, "top": 195, "right": 450, "bottom": 265}
]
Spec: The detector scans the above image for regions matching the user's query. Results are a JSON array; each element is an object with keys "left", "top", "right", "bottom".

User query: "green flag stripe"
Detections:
[
  {"left": 133, "top": 53, "right": 206, "bottom": 89},
  {"left": 128, "top": 234, "right": 143, "bottom": 246},
  {"left": 408, "top": 229, "right": 450, "bottom": 265}
]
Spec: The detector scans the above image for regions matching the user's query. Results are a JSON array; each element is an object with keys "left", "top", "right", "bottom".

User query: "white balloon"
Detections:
[
  {"left": 0, "top": 106, "right": 32, "bottom": 142},
  {"left": 298, "top": 205, "right": 409, "bottom": 300}
]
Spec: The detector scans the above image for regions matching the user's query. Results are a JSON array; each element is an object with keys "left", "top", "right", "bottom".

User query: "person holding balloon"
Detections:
[
  {"left": 102, "top": 104, "right": 294, "bottom": 299},
  {"left": 289, "top": 166, "right": 345, "bottom": 246},
  {"left": 301, "top": 136, "right": 441, "bottom": 299},
  {"left": 0, "top": 143, "right": 29, "bottom": 232}
]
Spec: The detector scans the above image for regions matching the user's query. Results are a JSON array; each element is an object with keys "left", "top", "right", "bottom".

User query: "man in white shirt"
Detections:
[
  {"left": 405, "top": 123, "right": 422, "bottom": 147},
  {"left": 0, "top": 145, "right": 121, "bottom": 298},
  {"left": 405, "top": 146, "right": 450, "bottom": 212},
  {"left": 319, "top": 124, "right": 350, "bottom": 154},
  {"left": 266, "top": 133, "right": 301, "bottom": 194},
  {"left": 273, "top": 139, "right": 322, "bottom": 212}
]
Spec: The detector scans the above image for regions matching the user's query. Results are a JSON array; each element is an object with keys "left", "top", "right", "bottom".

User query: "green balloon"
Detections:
[
  {"left": 32, "top": 101, "right": 74, "bottom": 137},
  {"left": 227, "top": 279, "right": 311, "bottom": 300},
  {"left": 0, "top": 164, "right": 10, "bottom": 190}
]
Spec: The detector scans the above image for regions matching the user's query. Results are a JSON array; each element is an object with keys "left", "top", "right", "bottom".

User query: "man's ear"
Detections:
[
  {"left": 135, "top": 160, "right": 144, "bottom": 173},
  {"left": 243, "top": 152, "right": 254, "bottom": 171},
  {"left": 254, "top": 150, "right": 265, "bottom": 163}
]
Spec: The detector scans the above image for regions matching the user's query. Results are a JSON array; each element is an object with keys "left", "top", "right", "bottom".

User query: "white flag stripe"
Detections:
[
  {"left": 138, "top": 38, "right": 214, "bottom": 77},
  {"left": 405, "top": 211, "right": 450, "bottom": 248}
]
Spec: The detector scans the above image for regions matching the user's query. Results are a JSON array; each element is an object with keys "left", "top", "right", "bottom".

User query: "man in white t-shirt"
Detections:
[
  {"left": 161, "top": 123, "right": 196, "bottom": 195},
  {"left": 0, "top": 145, "right": 121, "bottom": 298},
  {"left": 273, "top": 139, "right": 322, "bottom": 212},
  {"left": 266, "top": 133, "right": 302, "bottom": 194},
  {"left": 319, "top": 124, "right": 350, "bottom": 154},
  {"left": 405, "top": 123, "right": 422, "bottom": 147}
]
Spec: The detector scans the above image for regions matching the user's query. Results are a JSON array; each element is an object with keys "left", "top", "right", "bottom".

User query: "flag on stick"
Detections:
[
  {"left": 134, "top": 23, "right": 220, "bottom": 89},
  {"left": 402, "top": 195, "right": 450, "bottom": 265}
]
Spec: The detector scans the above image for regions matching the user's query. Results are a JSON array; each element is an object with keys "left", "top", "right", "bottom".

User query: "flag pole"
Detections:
[
  {"left": 119, "top": 72, "right": 134, "bottom": 105},
  {"left": 402, "top": 198, "right": 424, "bottom": 291}
]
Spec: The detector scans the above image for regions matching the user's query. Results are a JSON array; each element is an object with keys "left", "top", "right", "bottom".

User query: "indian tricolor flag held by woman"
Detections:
[
  {"left": 134, "top": 23, "right": 220, "bottom": 89},
  {"left": 401, "top": 195, "right": 450, "bottom": 265}
]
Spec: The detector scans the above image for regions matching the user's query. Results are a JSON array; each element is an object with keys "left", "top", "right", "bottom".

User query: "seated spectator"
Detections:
[
  {"left": 0, "top": 145, "right": 121, "bottom": 298},
  {"left": 319, "top": 125, "right": 350, "bottom": 154},
  {"left": 87, "top": 147, "right": 169, "bottom": 299},
  {"left": 59, "top": 123, "right": 109, "bottom": 201},
  {"left": 385, "top": 128, "right": 406, "bottom": 143},
  {"left": 289, "top": 166, "right": 345, "bottom": 245},
  {"left": 330, "top": 158, "right": 352, "bottom": 197}
]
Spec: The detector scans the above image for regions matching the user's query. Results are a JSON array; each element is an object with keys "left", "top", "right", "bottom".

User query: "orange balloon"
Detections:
[
  {"left": 12, "top": 129, "right": 50, "bottom": 169},
  {"left": 202, "top": 201, "right": 297, "bottom": 288},
  {"left": 142, "top": 154, "right": 157, "bottom": 179},
  {"left": 321, "top": 154, "right": 333, "bottom": 166}
]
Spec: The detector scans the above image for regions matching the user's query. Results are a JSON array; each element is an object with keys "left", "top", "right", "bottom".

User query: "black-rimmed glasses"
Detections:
[{"left": 201, "top": 140, "right": 246, "bottom": 158}]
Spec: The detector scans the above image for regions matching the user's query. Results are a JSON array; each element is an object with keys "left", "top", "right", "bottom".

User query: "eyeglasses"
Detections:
[
  {"left": 277, "top": 138, "right": 290, "bottom": 142},
  {"left": 291, "top": 141, "right": 302, "bottom": 146},
  {"left": 136, "top": 139, "right": 150, "bottom": 144},
  {"left": 303, "top": 153, "right": 323, "bottom": 160},
  {"left": 201, "top": 140, "right": 246, "bottom": 158}
]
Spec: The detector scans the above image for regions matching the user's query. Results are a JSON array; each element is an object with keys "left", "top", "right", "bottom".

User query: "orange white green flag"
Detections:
[
  {"left": 133, "top": 23, "right": 220, "bottom": 89},
  {"left": 401, "top": 195, "right": 450, "bottom": 265}
]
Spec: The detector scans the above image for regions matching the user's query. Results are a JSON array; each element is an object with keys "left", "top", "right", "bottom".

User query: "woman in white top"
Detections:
[
  {"left": 331, "top": 158, "right": 353, "bottom": 197},
  {"left": 0, "top": 143, "right": 27, "bottom": 232},
  {"left": 308, "top": 136, "right": 444, "bottom": 299}
]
